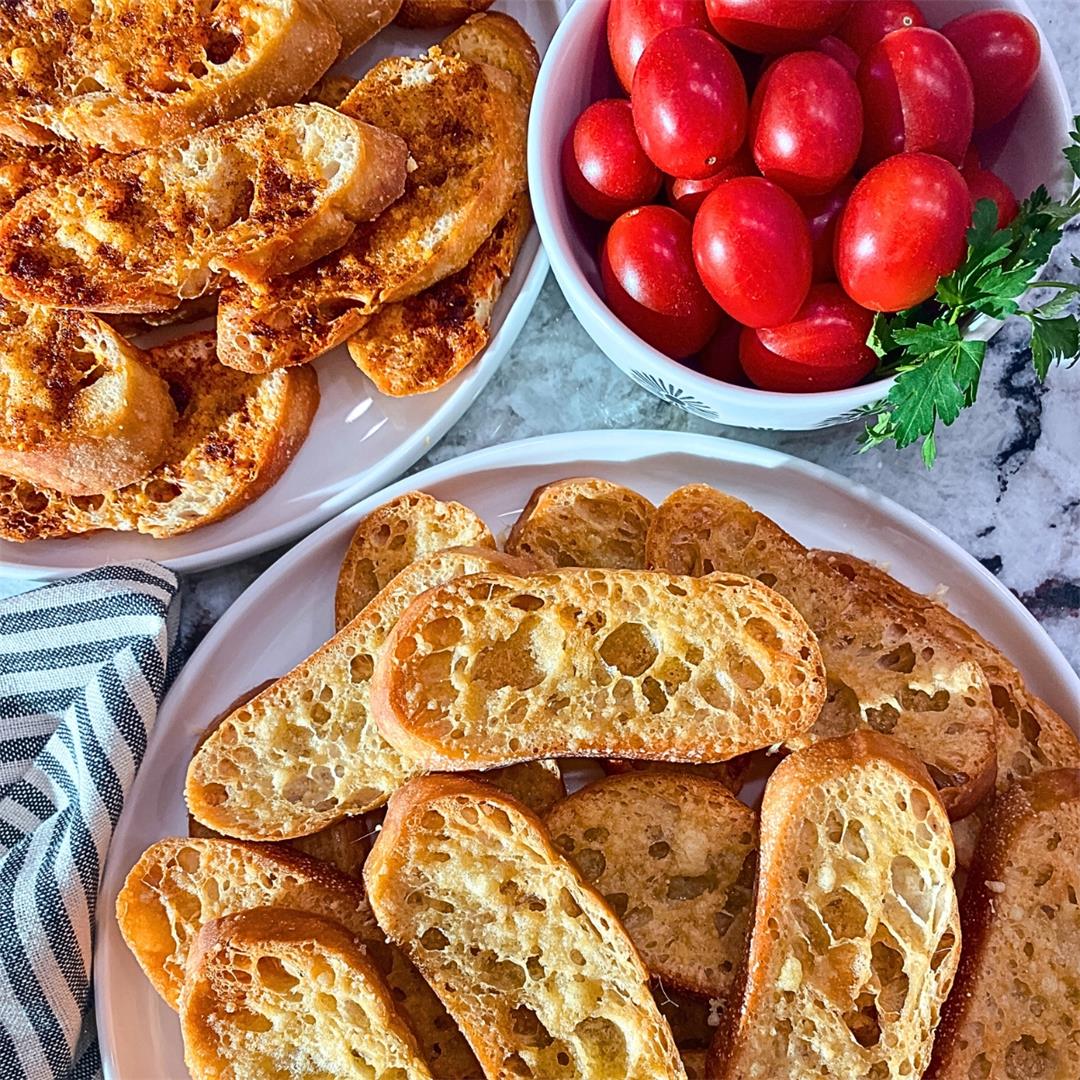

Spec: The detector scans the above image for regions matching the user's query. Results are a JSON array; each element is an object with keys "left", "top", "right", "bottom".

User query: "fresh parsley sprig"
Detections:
[{"left": 860, "top": 117, "right": 1080, "bottom": 467}]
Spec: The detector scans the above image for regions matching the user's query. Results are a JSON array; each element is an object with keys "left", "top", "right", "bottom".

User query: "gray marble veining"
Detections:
[{"left": 5, "top": 1, "right": 1080, "bottom": 678}]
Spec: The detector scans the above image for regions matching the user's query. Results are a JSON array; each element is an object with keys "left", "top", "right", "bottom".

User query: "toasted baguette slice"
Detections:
[
  {"left": 505, "top": 478, "right": 657, "bottom": 570},
  {"left": 364, "top": 775, "right": 688, "bottom": 1079},
  {"left": 186, "top": 547, "right": 534, "bottom": 840},
  {"left": 646, "top": 486, "right": 997, "bottom": 818},
  {"left": 546, "top": 772, "right": 757, "bottom": 997},
  {"left": 819, "top": 549, "right": 1080, "bottom": 794},
  {"left": 117, "top": 837, "right": 379, "bottom": 1011},
  {"left": 0, "top": 333, "right": 318, "bottom": 541},
  {"left": 0, "top": 305, "right": 176, "bottom": 494},
  {"left": 927, "top": 769, "right": 1080, "bottom": 1079},
  {"left": 474, "top": 759, "right": 566, "bottom": 817},
  {"left": 0, "top": 0, "right": 342, "bottom": 152},
  {"left": 216, "top": 49, "right": 527, "bottom": 371},
  {"left": 334, "top": 490, "right": 495, "bottom": 630},
  {"left": 396, "top": 0, "right": 494, "bottom": 28},
  {"left": 709, "top": 732, "right": 961, "bottom": 1080},
  {"left": 0, "top": 135, "right": 96, "bottom": 215},
  {"left": 372, "top": 568, "right": 826, "bottom": 769},
  {"left": 0, "top": 105, "right": 408, "bottom": 312},
  {"left": 347, "top": 190, "right": 532, "bottom": 396},
  {"left": 442, "top": 12, "right": 541, "bottom": 98},
  {"left": 188, "top": 680, "right": 371, "bottom": 878},
  {"left": 117, "top": 837, "right": 480, "bottom": 1078},
  {"left": 181, "top": 908, "right": 433, "bottom": 1080},
  {"left": 820, "top": 550, "right": 1080, "bottom": 883}
]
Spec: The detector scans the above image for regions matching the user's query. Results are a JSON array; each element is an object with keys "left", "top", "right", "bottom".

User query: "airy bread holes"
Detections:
[
  {"left": 821, "top": 889, "right": 868, "bottom": 940},
  {"left": 843, "top": 992, "right": 882, "bottom": 1048},
  {"left": 1004, "top": 1033, "right": 1056, "bottom": 1078},
  {"left": 573, "top": 1017, "right": 627, "bottom": 1074},
  {"left": 598, "top": 622, "right": 658, "bottom": 677},
  {"left": 509, "top": 593, "right": 544, "bottom": 612},
  {"left": 890, "top": 856, "right": 930, "bottom": 922},
  {"left": 255, "top": 955, "right": 299, "bottom": 992},
  {"left": 878, "top": 643, "right": 916, "bottom": 674},
  {"left": 472, "top": 623, "right": 545, "bottom": 691},
  {"left": 510, "top": 1005, "right": 554, "bottom": 1048},
  {"left": 744, "top": 616, "right": 782, "bottom": 651}
]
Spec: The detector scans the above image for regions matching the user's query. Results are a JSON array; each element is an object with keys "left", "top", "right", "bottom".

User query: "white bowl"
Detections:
[{"left": 529, "top": 0, "right": 1075, "bottom": 430}]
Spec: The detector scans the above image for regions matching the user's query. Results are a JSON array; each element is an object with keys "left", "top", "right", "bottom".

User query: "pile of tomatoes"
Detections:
[{"left": 562, "top": 0, "right": 1042, "bottom": 392}]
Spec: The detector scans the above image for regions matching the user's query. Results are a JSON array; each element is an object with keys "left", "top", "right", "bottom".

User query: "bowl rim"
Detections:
[{"left": 528, "top": 0, "right": 1074, "bottom": 424}]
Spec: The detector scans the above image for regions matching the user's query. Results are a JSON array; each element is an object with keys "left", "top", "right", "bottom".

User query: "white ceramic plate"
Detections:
[
  {"left": 95, "top": 428, "right": 1080, "bottom": 1079},
  {"left": 0, "top": 0, "right": 565, "bottom": 581}
]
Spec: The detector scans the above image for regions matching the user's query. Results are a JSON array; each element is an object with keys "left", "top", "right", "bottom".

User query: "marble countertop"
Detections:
[{"left": 4, "top": 1, "right": 1080, "bottom": 678}]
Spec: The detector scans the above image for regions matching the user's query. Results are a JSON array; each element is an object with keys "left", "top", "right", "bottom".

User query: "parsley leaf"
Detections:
[
  {"left": 1028, "top": 313, "right": 1079, "bottom": 379},
  {"left": 861, "top": 115, "right": 1080, "bottom": 465}
]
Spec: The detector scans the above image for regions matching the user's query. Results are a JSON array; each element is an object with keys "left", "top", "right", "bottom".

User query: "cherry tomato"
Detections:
[
  {"left": 839, "top": 0, "right": 925, "bottom": 57},
  {"left": 692, "top": 315, "right": 750, "bottom": 384},
  {"left": 964, "top": 166, "right": 1018, "bottom": 228},
  {"left": 607, "top": 0, "right": 711, "bottom": 94},
  {"left": 857, "top": 27, "right": 974, "bottom": 168},
  {"left": 962, "top": 144, "right": 982, "bottom": 172},
  {"left": 739, "top": 284, "right": 876, "bottom": 391},
  {"left": 836, "top": 152, "right": 969, "bottom": 312},
  {"left": 601, "top": 205, "right": 722, "bottom": 357},
  {"left": 561, "top": 100, "right": 662, "bottom": 221},
  {"left": 693, "top": 176, "right": 812, "bottom": 327},
  {"left": 750, "top": 51, "right": 861, "bottom": 196},
  {"left": 814, "top": 35, "right": 860, "bottom": 76},
  {"left": 941, "top": 10, "right": 1041, "bottom": 131},
  {"left": 798, "top": 178, "right": 854, "bottom": 281},
  {"left": 666, "top": 145, "right": 757, "bottom": 218},
  {"left": 632, "top": 28, "right": 748, "bottom": 180},
  {"left": 705, "top": 0, "right": 851, "bottom": 54}
]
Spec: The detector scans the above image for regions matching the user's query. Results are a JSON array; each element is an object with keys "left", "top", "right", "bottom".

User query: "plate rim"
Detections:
[{"left": 95, "top": 427, "right": 1080, "bottom": 1080}]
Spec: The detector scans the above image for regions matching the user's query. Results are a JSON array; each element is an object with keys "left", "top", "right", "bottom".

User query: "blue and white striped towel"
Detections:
[{"left": 0, "top": 562, "right": 180, "bottom": 1080}]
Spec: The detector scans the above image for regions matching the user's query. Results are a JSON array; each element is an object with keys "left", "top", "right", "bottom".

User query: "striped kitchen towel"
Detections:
[{"left": 0, "top": 562, "right": 180, "bottom": 1080}]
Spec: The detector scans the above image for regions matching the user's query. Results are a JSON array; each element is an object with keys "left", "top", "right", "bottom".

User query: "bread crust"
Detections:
[
  {"left": 395, "top": 0, "right": 494, "bottom": 29},
  {"left": 710, "top": 732, "right": 961, "bottom": 1080},
  {"left": 364, "top": 774, "right": 688, "bottom": 1079},
  {"left": 505, "top": 477, "right": 657, "bottom": 570},
  {"left": 647, "top": 486, "right": 997, "bottom": 819},
  {"left": 0, "top": 105, "right": 408, "bottom": 312},
  {"left": 819, "top": 549, "right": 1080, "bottom": 795},
  {"left": 371, "top": 568, "right": 826, "bottom": 769},
  {"left": 180, "top": 907, "right": 433, "bottom": 1079},
  {"left": 927, "top": 769, "right": 1080, "bottom": 1079},
  {"left": 334, "top": 490, "right": 496, "bottom": 630}
]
